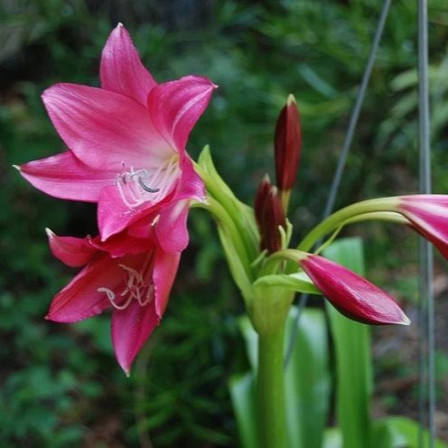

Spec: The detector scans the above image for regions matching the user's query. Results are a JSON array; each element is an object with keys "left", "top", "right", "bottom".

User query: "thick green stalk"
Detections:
[{"left": 257, "top": 323, "right": 287, "bottom": 448}]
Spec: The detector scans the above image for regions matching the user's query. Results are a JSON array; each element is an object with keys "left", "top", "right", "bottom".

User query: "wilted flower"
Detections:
[
  {"left": 46, "top": 228, "right": 180, "bottom": 374},
  {"left": 17, "top": 24, "right": 216, "bottom": 251}
]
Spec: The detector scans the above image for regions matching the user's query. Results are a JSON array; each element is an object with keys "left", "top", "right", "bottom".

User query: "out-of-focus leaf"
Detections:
[
  {"left": 323, "top": 427, "right": 342, "bottom": 448},
  {"left": 229, "top": 373, "right": 259, "bottom": 448},
  {"left": 372, "top": 416, "right": 447, "bottom": 448},
  {"left": 299, "top": 64, "right": 338, "bottom": 98}
]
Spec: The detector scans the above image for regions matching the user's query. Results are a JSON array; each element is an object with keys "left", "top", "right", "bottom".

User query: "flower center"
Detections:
[
  {"left": 97, "top": 264, "right": 154, "bottom": 310},
  {"left": 116, "top": 157, "right": 179, "bottom": 209}
]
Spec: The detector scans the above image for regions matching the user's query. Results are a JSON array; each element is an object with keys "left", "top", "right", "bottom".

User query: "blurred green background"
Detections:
[{"left": 1, "top": 0, "right": 448, "bottom": 446}]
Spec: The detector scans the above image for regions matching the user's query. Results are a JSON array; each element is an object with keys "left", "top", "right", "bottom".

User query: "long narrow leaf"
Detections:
[
  {"left": 284, "top": 307, "right": 330, "bottom": 448},
  {"left": 323, "top": 237, "right": 373, "bottom": 448}
]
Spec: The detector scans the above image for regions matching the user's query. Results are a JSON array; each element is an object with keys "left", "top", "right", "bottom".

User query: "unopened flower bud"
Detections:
[
  {"left": 300, "top": 253, "right": 410, "bottom": 326},
  {"left": 254, "top": 176, "right": 286, "bottom": 253},
  {"left": 274, "top": 94, "right": 301, "bottom": 213}
]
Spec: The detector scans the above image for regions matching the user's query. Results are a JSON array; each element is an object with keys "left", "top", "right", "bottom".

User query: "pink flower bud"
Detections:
[{"left": 300, "top": 254, "right": 410, "bottom": 325}]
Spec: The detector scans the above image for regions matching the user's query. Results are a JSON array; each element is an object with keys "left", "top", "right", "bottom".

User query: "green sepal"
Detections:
[
  {"left": 197, "top": 146, "right": 259, "bottom": 260},
  {"left": 253, "top": 272, "right": 321, "bottom": 295}
]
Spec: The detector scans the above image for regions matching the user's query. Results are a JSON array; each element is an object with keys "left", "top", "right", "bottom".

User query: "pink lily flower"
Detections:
[
  {"left": 46, "top": 229, "right": 180, "bottom": 375},
  {"left": 398, "top": 195, "right": 448, "bottom": 260},
  {"left": 17, "top": 24, "right": 216, "bottom": 251},
  {"left": 300, "top": 254, "right": 410, "bottom": 325}
]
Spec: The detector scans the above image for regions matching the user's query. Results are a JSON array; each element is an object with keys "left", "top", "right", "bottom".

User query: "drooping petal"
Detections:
[
  {"left": 399, "top": 195, "right": 448, "bottom": 260},
  {"left": 17, "top": 151, "right": 110, "bottom": 202},
  {"left": 300, "top": 254, "right": 410, "bottom": 325},
  {"left": 100, "top": 23, "right": 157, "bottom": 106},
  {"left": 47, "top": 229, "right": 97, "bottom": 267},
  {"left": 153, "top": 249, "right": 181, "bottom": 317},
  {"left": 111, "top": 299, "right": 159, "bottom": 375},
  {"left": 148, "top": 75, "right": 217, "bottom": 151},
  {"left": 42, "top": 83, "right": 171, "bottom": 171},
  {"left": 46, "top": 254, "right": 124, "bottom": 323},
  {"left": 111, "top": 247, "right": 179, "bottom": 373}
]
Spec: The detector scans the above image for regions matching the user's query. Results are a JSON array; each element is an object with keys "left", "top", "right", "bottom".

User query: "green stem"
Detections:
[
  {"left": 258, "top": 323, "right": 287, "bottom": 448},
  {"left": 297, "top": 197, "right": 400, "bottom": 252}
]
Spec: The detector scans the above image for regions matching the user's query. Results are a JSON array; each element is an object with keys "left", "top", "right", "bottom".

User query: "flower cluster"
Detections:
[
  {"left": 17, "top": 23, "right": 448, "bottom": 374},
  {"left": 250, "top": 95, "right": 448, "bottom": 330},
  {"left": 17, "top": 24, "right": 216, "bottom": 374}
]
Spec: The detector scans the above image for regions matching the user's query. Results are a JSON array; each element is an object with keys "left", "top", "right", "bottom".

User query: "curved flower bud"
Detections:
[
  {"left": 17, "top": 24, "right": 216, "bottom": 250},
  {"left": 398, "top": 195, "right": 448, "bottom": 260},
  {"left": 46, "top": 229, "right": 180, "bottom": 375},
  {"left": 300, "top": 254, "right": 410, "bottom": 325},
  {"left": 274, "top": 94, "right": 301, "bottom": 212}
]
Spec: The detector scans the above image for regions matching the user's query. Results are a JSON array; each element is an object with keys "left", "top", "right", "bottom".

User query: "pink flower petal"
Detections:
[
  {"left": 42, "top": 83, "right": 171, "bottom": 171},
  {"left": 399, "top": 195, "right": 448, "bottom": 260},
  {"left": 112, "top": 299, "right": 159, "bottom": 375},
  {"left": 17, "top": 151, "right": 110, "bottom": 202},
  {"left": 100, "top": 23, "right": 157, "bottom": 106},
  {"left": 301, "top": 254, "right": 410, "bottom": 325},
  {"left": 97, "top": 184, "right": 160, "bottom": 241},
  {"left": 47, "top": 230, "right": 97, "bottom": 267},
  {"left": 153, "top": 250, "right": 180, "bottom": 317},
  {"left": 90, "top": 228, "right": 155, "bottom": 257},
  {"left": 46, "top": 254, "right": 124, "bottom": 323},
  {"left": 148, "top": 75, "right": 217, "bottom": 151},
  {"left": 175, "top": 155, "right": 206, "bottom": 203},
  {"left": 155, "top": 201, "right": 190, "bottom": 252},
  {"left": 126, "top": 217, "right": 155, "bottom": 239},
  {"left": 111, "top": 247, "right": 180, "bottom": 373}
]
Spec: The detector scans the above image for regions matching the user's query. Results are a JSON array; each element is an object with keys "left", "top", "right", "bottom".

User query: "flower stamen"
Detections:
[
  {"left": 97, "top": 263, "right": 154, "bottom": 310},
  {"left": 137, "top": 176, "right": 160, "bottom": 193},
  {"left": 116, "top": 158, "right": 179, "bottom": 209}
]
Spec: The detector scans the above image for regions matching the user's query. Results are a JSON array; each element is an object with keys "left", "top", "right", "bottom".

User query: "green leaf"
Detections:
[
  {"left": 238, "top": 317, "right": 258, "bottom": 371},
  {"left": 323, "top": 428, "right": 342, "bottom": 448},
  {"left": 229, "top": 373, "right": 259, "bottom": 448},
  {"left": 323, "top": 237, "right": 373, "bottom": 448},
  {"left": 372, "top": 416, "right": 447, "bottom": 448},
  {"left": 253, "top": 272, "right": 321, "bottom": 295},
  {"left": 284, "top": 307, "right": 330, "bottom": 448}
]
